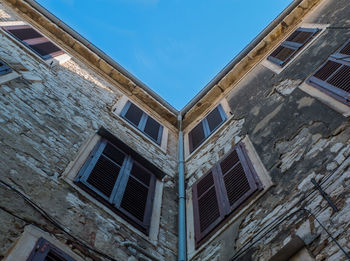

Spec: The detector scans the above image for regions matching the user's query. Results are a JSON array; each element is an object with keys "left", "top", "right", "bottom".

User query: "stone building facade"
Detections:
[{"left": 0, "top": 0, "right": 349, "bottom": 260}]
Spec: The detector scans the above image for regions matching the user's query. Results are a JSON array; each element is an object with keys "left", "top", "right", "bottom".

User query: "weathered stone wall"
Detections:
[
  {"left": 0, "top": 3, "right": 178, "bottom": 260},
  {"left": 186, "top": 0, "right": 350, "bottom": 260}
]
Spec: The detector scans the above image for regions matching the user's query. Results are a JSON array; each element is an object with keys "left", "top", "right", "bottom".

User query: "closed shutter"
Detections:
[
  {"left": 192, "top": 142, "right": 262, "bottom": 247},
  {"left": 192, "top": 170, "right": 226, "bottom": 244},
  {"left": 268, "top": 27, "right": 319, "bottom": 66},
  {"left": 219, "top": 145, "right": 262, "bottom": 213},
  {"left": 0, "top": 60, "right": 12, "bottom": 76},
  {"left": 307, "top": 40, "right": 350, "bottom": 105},
  {"left": 77, "top": 140, "right": 126, "bottom": 202},
  {"left": 143, "top": 115, "right": 163, "bottom": 144},
  {"left": 206, "top": 106, "right": 225, "bottom": 133},
  {"left": 3, "top": 25, "right": 64, "bottom": 60},
  {"left": 122, "top": 101, "right": 144, "bottom": 127},
  {"left": 27, "top": 237, "right": 76, "bottom": 261},
  {"left": 189, "top": 122, "right": 206, "bottom": 153},
  {"left": 119, "top": 161, "right": 156, "bottom": 234}
]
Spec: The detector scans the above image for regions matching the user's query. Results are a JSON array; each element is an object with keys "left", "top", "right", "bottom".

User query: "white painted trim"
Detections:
[
  {"left": 261, "top": 23, "right": 329, "bottom": 74},
  {"left": 3, "top": 225, "right": 84, "bottom": 261},
  {"left": 0, "top": 70, "right": 19, "bottom": 84},
  {"left": 61, "top": 133, "right": 163, "bottom": 246},
  {"left": 299, "top": 82, "right": 350, "bottom": 117},
  {"left": 186, "top": 136, "right": 273, "bottom": 260},
  {"left": 111, "top": 95, "right": 169, "bottom": 153}
]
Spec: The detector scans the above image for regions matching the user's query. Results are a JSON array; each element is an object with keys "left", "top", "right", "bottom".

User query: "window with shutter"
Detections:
[
  {"left": 188, "top": 104, "right": 227, "bottom": 153},
  {"left": 27, "top": 237, "right": 76, "bottom": 261},
  {"left": 121, "top": 101, "right": 163, "bottom": 145},
  {"left": 0, "top": 59, "right": 12, "bottom": 76},
  {"left": 268, "top": 27, "right": 319, "bottom": 67},
  {"left": 307, "top": 40, "right": 350, "bottom": 105},
  {"left": 75, "top": 138, "right": 157, "bottom": 235},
  {"left": 192, "top": 142, "right": 262, "bottom": 246},
  {"left": 2, "top": 25, "right": 64, "bottom": 60}
]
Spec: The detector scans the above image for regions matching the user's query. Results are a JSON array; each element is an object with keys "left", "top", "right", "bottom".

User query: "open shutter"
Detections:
[
  {"left": 192, "top": 170, "right": 226, "bottom": 244},
  {"left": 3, "top": 25, "right": 63, "bottom": 59},
  {"left": 143, "top": 115, "right": 163, "bottom": 144},
  {"left": 219, "top": 144, "right": 262, "bottom": 213},
  {"left": 268, "top": 28, "right": 319, "bottom": 66},
  {"left": 27, "top": 237, "right": 76, "bottom": 261},
  {"left": 119, "top": 161, "right": 156, "bottom": 234},
  {"left": 189, "top": 122, "right": 206, "bottom": 153},
  {"left": 307, "top": 40, "right": 350, "bottom": 105},
  {"left": 0, "top": 60, "right": 12, "bottom": 76}
]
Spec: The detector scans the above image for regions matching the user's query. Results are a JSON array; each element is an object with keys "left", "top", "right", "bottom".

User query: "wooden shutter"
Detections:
[
  {"left": 119, "top": 161, "right": 156, "bottom": 234},
  {"left": 3, "top": 25, "right": 64, "bottom": 60},
  {"left": 192, "top": 170, "right": 226, "bottom": 244},
  {"left": 189, "top": 122, "right": 206, "bottom": 153},
  {"left": 219, "top": 144, "right": 262, "bottom": 213},
  {"left": 268, "top": 28, "right": 319, "bottom": 66},
  {"left": 0, "top": 60, "right": 12, "bottom": 76},
  {"left": 143, "top": 115, "right": 163, "bottom": 144},
  {"left": 77, "top": 140, "right": 126, "bottom": 202},
  {"left": 27, "top": 237, "right": 76, "bottom": 261},
  {"left": 307, "top": 40, "right": 350, "bottom": 105}
]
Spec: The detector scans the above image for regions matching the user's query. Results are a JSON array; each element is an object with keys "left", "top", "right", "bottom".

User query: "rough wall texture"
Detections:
[
  {"left": 0, "top": 3, "right": 178, "bottom": 260},
  {"left": 186, "top": 0, "right": 350, "bottom": 260}
]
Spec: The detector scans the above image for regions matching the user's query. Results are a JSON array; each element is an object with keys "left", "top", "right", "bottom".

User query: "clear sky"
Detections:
[{"left": 36, "top": 0, "right": 293, "bottom": 110}]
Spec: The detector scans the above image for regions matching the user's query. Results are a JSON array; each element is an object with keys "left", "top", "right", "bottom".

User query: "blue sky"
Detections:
[{"left": 37, "top": 0, "right": 293, "bottom": 109}]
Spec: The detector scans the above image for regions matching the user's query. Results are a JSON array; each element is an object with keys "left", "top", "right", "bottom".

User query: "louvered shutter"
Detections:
[
  {"left": 27, "top": 237, "right": 76, "bottom": 261},
  {"left": 192, "top": 170, "right": 226, "bottom": 244},
  {"left": 0, "top": 60, "right": 12, "bottom": 76},
  {"left": 268, "top": 28, "right": 319, "bottom": 66},
  {"left": 122, "top": 102, "right": 144, "bottom": 127},
  {"left": 2, "top": 25, "right": 63, "bottom": 60},
  {"left": 218, "top": 144, "right": 262, "bottom": 213},
  {"left": 143, "top": 115, "right": 163, "bottom": 144},
  {"left": 189, "top": 122, "right": 206, "bottom": 153},
  {"left": 307, "top": 40, "right": 350, "bottom": 105},
  {"left": 119, "top": 161, "right": 156, "bottom": 234},
  {"left": 78, "top": 140, "right": 125, "bottom": 202},
  {"left": 206, "top": 106, "right": 225, "bottom": 133}
]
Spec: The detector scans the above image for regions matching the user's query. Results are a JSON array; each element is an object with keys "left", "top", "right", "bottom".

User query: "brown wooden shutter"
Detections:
[
  {"left": 192, "top": 170, "right": 226, "bottom": 244},
  {"left": 120, "top": 161, "right": 156, "bottom": 234},
  {"left": 86, "top": 143, "right": 125, "bottom": 198},
  {"left": 219, "top": 145, "right": 262, "bottom": 213},
  {"left": 307, "top": 39, "right": 350, "bottom": 105},
  {"left": 3, "top": 25, "right": 64, "bottom": 59},
  {"left": 189, "top": 122, "right": 205, "bottom": 153},
  {"left": 268, "top": 28, "right": 319, "bottom": 67}
]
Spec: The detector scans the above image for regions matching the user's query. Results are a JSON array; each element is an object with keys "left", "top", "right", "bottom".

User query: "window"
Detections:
[
  {"left": 188, "top": 104, "right": 226, "bottom": 153},
  {"left": 27, "top": 237, "right": 76, "bottom": 261},
  {"left": 192, "top": 142, "right": 262, "bottom": 246},
  {"left": 75, "top": 137, "right": 157, "bottom": 235},
  {"left": 268, "top": 27, "right": 319, "bottom": 67},
  {"left": 2, "top": 25, "right": 64, "bottom": 60},
  {"left": 307, "top": 39, "right": 350, "bottom": 105},
  {"left": 121, "top": 101, "right": 163, "bottom": 144},
  {"left": 0, "top": 59, "right": 12, "bottom": 76}
]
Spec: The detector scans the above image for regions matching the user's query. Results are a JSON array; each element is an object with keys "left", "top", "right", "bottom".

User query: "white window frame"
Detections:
[
  {"left": 61, "top": 133, "right": 163, "bottom": 245},
  {"left": 261, "top": 23, "right": 328, "bottom": 74},
  {"left": 186, "top": 136, "right": 273, "bottom": 260},
  {"left": 111, "top": 95, "right": 169, "bottom": 153}
]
